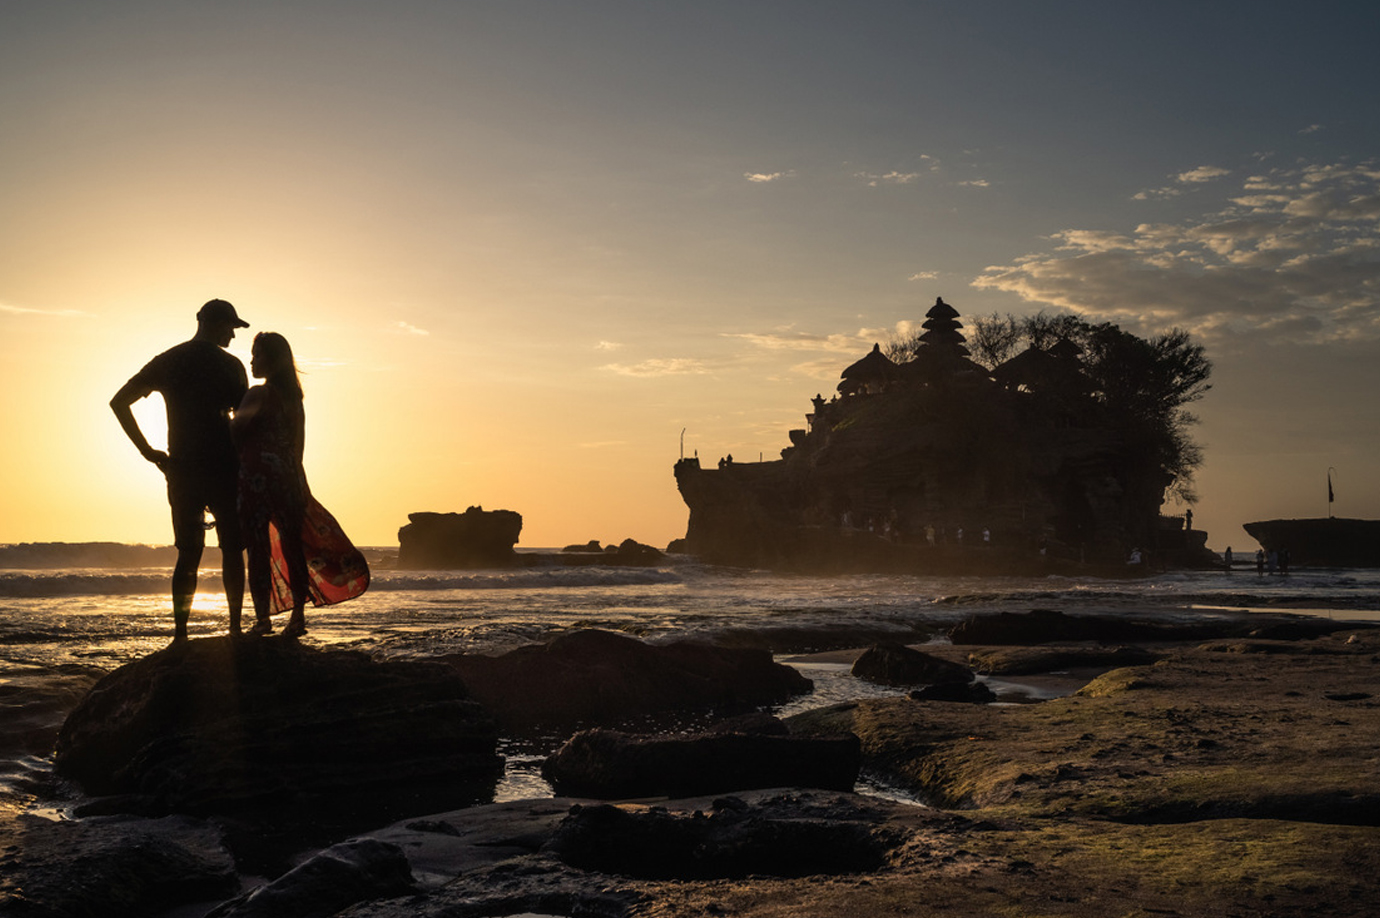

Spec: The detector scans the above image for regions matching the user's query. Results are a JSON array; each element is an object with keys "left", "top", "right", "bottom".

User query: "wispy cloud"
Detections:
[
  {"left": 594, "top": 340, "right": 622, "bottom": 351},
  {"left": 601, "top": 358, "right": 708, "bottom": 377},
  {"left": 959, "top": 178, "right": 991, "bottom": 188},
  {"left": 855, "top": 170, "right": 921, "bottom": 187},
  {"left": 974, "top": 160, "right": 1380, "bottom": 346},
  {"left": 853, "top": 155, "right": 941, "bottom": 187},
  {"left": 395, "top": 321, "right": 429, "bottom": 336},
  {"left": 1, "top": 301, "right": 91, "bottom": 318},
  {"left": 722, "top": 331, "right": 870, "bottom": 353},
  {"left": 1300, "top": 124, "right": 1324, "bottom": 135},
  {"left": 1134, "top": 164, "right": 1231, "bottom": 200},
  {"left": 1178, "top": 165, "right": 1231, "bottom": 184},
  {"left": 744, "top": 170, "right": 795, "bottom": 183},
  {"left": 908, "top": 270, "right": 940, "bottom": 281}
]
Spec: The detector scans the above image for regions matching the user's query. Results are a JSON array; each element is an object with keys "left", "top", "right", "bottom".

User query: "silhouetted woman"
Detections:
[{"left": 232, "top": 332, "right": 368, "bottom": 636}]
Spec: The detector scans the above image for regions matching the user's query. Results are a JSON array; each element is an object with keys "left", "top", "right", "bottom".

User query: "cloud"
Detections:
[
  {"left": 855, "top": 170, "right": 921, "bottom": 187},
  {"left": 395, "top": 321, "right": 429, "bottom": 336},
  {"left": 595, "top": 340, "right": 622, "bottom": 351},
  {"left": 959, "top": 179, "right": 991, "bottom": 188},
  {"left": 722, "top": 331, "right": 870, "bottom": 354},
  {"left": 908, "top": 271, "right": 940, "bottom": 281},
  {"left": 745, "top": 170, "right": 795, "bottom": 183},
  {"left": 973, "top": 160, "right": 1380, "bottom": 347},
  {"left": 601, "top": 357, "right": 708, "bottom": 377},
  {"left": 1178, "top": 165, "right": 1231, "bottom": 184},
  {"left": 1134, "top": 164, "right": 1231, "bottom": 200},
  {"left": 0, "top": 301, "right": 91, "bottom": 318},
  {"left": 1300, "top": 124, "right": 1324, "bottom": 134}
]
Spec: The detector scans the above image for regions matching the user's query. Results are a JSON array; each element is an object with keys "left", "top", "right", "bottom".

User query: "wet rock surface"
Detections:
[
  {"left": 542, "top": 718, "right": 860, "bottom": 798},
  {"left": 0, "top": 812, "right": 237, "bottom": 918},
  {"left": 544, "top": 794, "right": 890, "bottom": 879},
  {"left": 53, "top": 638, "right": 502, "bottom": 840},
  {"left": 15, "top": 613, "right": 1380, "bottom": 918},
  {"left": 851, "top": 641, "right": 975, "bottom": 687},
  {"left": 444, "top": 629, "right": 812, "bottom": 733}
]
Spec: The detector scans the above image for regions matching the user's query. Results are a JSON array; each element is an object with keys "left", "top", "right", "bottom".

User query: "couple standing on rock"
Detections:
[{"left": 111, "top": 298, "right": 369, "bottom": 642}]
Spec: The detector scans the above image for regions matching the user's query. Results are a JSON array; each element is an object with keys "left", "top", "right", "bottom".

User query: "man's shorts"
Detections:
[{"left": 166, "top": 458, "right": 243, "bottom": 554}]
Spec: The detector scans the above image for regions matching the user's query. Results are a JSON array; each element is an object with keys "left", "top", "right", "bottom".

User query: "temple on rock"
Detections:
[{"left": 675, "top": 297, "right": 1213, "bottom": 574}]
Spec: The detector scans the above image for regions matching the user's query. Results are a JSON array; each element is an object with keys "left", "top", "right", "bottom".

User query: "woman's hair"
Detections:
[{"left": 253, "top": 332, "right": 303, "bottom": 400}]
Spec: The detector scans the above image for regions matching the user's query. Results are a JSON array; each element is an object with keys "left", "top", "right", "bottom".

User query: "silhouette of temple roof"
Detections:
[
  {"left": 993, "top": 341, "right": 1091, "bottom": 395},
  {"left": 992, "top": 346, "right": 1060, "bottom": 389},
  {"left": 918, "top": 297, "right": 969, "bottom": 354},
  {"left": 838, "top": 343, "right": 898, "bottom": 395},
  {"left": 902, "top": 344, "right": 989, "bottom": 383},
  {"left": 924, "top": 297, "right": 960, "bottom": 320},
  {"left": 1049, "top": 337, "right": 1083, "bottom": 361}
]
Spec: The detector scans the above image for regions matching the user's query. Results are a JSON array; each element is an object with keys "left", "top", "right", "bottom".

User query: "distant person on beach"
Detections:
[
  {"left": 110, "top": 299, "right": 250, "bottom": 642},
  {"left": 231, "top": 332, "right": 368, "bottom": 636}
]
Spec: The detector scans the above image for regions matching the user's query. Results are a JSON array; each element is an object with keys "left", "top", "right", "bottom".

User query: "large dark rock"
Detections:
[
  {"left": 396, "top": 507, "right": 522, "bottom": 569},
  {"left": 444, "top": 629, "right": 812, "bottom": 733},
  {"left": 205, "top": 838, "right": 415, "bottom": 918},
  {"left": 544, "top": 795, "right": 888, "bottom": 879},
  {"left": 53, "top": 638, "right": 502, "bottom": 834},
  {"left": 0, "top": 813, "right": 237, "bottom": 918},
  {"left": 542, "top": 719, "right": 860, "bottom": 798},
  {"left": 851, "top": 641, "right": 974, "bottom": 687}
]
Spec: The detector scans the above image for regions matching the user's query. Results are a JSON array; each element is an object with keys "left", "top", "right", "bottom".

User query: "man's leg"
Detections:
[
  {"left": 171, "top": 547, "right": 202, "bottom": 642},
  {"left": 211, "top": 477, "right": 246, "bottom": 635},
  {"left": 167, "top": 466, "right": 205, "bottom": 643}
]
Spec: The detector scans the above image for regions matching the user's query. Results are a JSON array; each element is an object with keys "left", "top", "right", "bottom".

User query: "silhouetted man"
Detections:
[{"left": 111, "top": 299, "right": 250, "bottom": 641}]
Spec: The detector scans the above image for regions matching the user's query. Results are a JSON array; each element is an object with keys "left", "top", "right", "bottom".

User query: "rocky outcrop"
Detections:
[
  {"left": 54, "top": 638, "right": 502, "bottom": 836},
  {"left": 542, "top": 717, "right": 860, "bottom": 798},
  {"left": 850, "top": 641, "right": 974, "bottom": 687},
  {"left": 0, "top": 813, "right": 238, "bottom": 918},
  {"left": 444, "top": 629, "right": 812, "bottom": 733},
  {"left": 205, "top": 838, "right": 415, "bottom": 918},
  {"left": 396, "top": 507, "right": 522, "bottom": 569},
  {"left": 946, "top": 608, "right": 1365, "bottom": 645},
  {"left": 544, "top": 794, "right": 889, "bottom": 879},
  {"left": 550, "top": 538, "right": 666, "bottom": 566}
]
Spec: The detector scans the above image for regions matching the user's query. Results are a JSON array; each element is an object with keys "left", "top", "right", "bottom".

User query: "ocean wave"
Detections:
[
  {"left": 0, "top": 542, "right": 183, "bottom": 570},
  {"left": 370, "top": 568, "right": 685, "bottom": 591},
  {"left": 0, "top": 566, "right": 685, "bottom": 598},
  {"left": 0, "top": 572, "right": 172, "bottom": 598}
]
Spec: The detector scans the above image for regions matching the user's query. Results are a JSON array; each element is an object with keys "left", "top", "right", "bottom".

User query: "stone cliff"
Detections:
[{"left": 676, "top": 298, "right": 1213, "bottom": 572}]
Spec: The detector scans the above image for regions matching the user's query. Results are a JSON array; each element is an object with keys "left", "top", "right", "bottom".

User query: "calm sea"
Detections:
[{"left": 3, "top": 544, "right": 1378, "bottom": 810}]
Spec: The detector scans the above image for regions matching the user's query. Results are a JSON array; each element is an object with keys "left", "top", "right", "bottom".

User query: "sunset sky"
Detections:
[{"left": 3, "top": 1, "right": 1378, "bottom": 552}]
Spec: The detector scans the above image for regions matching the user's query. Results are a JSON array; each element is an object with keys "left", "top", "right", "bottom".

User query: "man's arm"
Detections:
[{"left": 110, "top": 377, "right": 168, "bottom": 470}]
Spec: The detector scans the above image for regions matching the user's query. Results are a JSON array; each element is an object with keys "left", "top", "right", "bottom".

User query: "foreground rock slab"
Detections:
[
  {"left": 543, "top": 717, "right": 860, "bottom": 798},
  {"left": 444, "top": 629, "right": 812, "bottom": 733},
  {"left": 0, "top": 812, "right": 237, "bottom": 918},
  {"left": 53, "top": 637, "right": 502, "bottom": 837}
]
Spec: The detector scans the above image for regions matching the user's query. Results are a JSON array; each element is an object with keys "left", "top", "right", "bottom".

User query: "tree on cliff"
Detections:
[{"left": 890, "top": 312, "right": 1212, "bottom": 505}]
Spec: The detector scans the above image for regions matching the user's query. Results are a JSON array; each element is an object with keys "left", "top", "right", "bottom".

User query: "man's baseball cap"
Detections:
[{"left": 197, "top": 299, "right": 250, "bottom": 328}]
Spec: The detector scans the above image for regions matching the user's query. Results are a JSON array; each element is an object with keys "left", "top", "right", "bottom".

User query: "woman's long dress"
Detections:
[{"left": 238, "top": 387, "right": 369, "bottom": 615}]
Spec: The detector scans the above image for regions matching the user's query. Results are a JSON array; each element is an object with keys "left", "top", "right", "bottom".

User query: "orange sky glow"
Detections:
[{"left": 3, "top": 3, "right": 1378, "bottom": 553}]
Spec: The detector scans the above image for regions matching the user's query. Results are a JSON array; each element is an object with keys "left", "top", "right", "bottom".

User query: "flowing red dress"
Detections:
[{"left": 237, "top": 386, "right": 369, "bottom": 615}]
